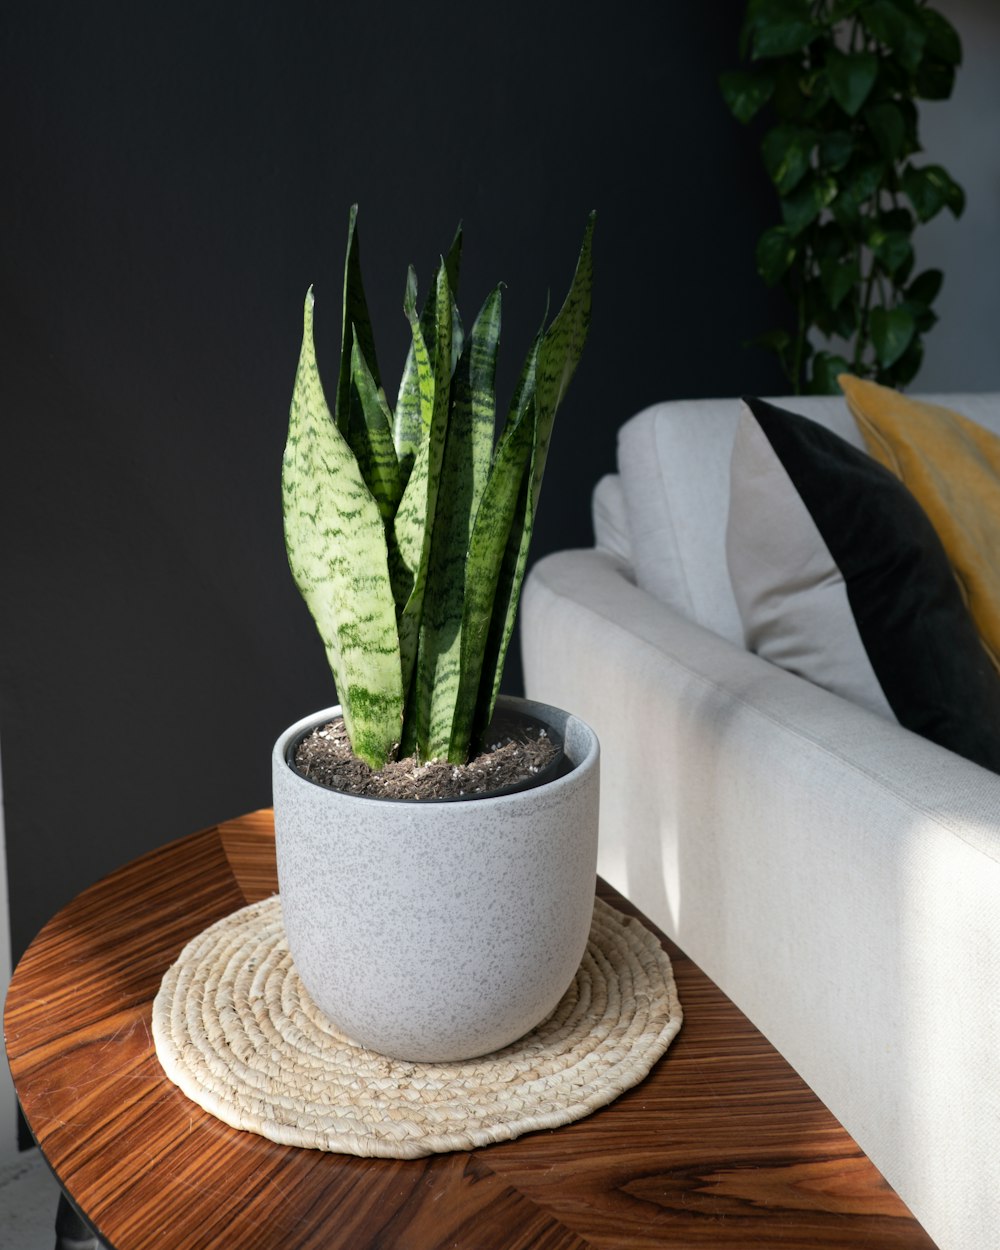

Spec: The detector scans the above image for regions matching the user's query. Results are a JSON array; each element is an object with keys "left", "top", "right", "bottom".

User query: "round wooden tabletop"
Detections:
[{"left": 4, "top": 810, "right": 936, "bottom": 1250}]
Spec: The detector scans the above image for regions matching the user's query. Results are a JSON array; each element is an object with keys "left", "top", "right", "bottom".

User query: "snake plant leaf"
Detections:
[
  {"left": 336, "top": 205, "right": 383, "bottom": 436},
  {"left": 393, "top": 226, "right": 464, "bottom": 480},
  {"left": 414, "top": 286, "right": 503, "bottom": 761},
  {"left": 450, "top": 400, "right": 536, "bottom": 760},
  {"left": 387, "top": 269, "right": 433, "bottom": 613},
  {"left": 393, "top": 260, "right": 453, "bottom": 744},
  {"left": 347, "top": 336, "right": 402, "bottom": 522},
  {"left": 283, "top": 289, "right": 403, "bottom": 769},
  {"left": 532, "top": 212, "right": 595, "bottom": 444},
  {"left": 472, "top": 211, "right": 595, "bottom": 739}
]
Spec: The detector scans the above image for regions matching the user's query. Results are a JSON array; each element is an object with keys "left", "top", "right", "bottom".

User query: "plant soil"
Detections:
[{"left": 292, "top": 717, "right": 559, "bottom": 801}]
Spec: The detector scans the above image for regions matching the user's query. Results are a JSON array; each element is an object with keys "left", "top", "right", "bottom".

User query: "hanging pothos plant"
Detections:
[{"left": 721, "top": 0, "right": 965, "bottom": 392}]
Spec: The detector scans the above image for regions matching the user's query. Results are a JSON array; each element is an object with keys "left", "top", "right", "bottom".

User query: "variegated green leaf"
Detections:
[
  {"left": 387, "top": 269, "right": 435, "bottom": 615},
  {"left": 392, "top": 260, "right": 453, "bottom": 747},
  {"left": 414, "top": 286, "right": 502, "bottom": 761},
  {"left": 347, "top": 335, "right": 402, "bottom": 521},
  {"left": 336, "top": 205, "right": 382, "bottom": 436},
  {"left": 473, "top": 212, "right": 595, "bottom": 736},
  {"left": 532, "top": 211, "right": 595, "bottom": 461},
  {"left": 283, "top": 289, "right": 403, "bottom": 769},
  {"left": 393, "top": 227, "right": 463, "bottom": 480},
  {"left": 444, "top": 320, "right": 543, "bottom": 758},
  {"left": 449, "top": 403, "right": 535, "bottom": 760}
]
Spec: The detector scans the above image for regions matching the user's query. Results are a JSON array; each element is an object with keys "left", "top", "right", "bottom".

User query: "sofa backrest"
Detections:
[{"left": 611, "top": 392, "right": 1000, "bottom": 645}]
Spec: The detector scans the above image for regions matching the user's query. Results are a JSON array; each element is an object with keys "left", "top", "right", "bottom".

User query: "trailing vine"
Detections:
[{"left": 721, "top": 0, "right": 965, "bottom": 392}]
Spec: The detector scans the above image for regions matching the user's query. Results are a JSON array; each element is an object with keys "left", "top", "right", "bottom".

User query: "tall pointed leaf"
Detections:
[
  {"left": 392, "top": 261, "right": 453, "bottom": 741},
  {"left": 473, "top": 211, "right": 595, "bottom": 737},
  {"left": 335, "top": 205, "right": 382, "bottom": 435},
  {"left": 449, "top": 407, "right": 536, "bottom": 759},
  {"left": 414, "top": 286, "right": 502, "bottom": 760},
  {"left": 283, "top": 289, "right": 403, "bottom": 768},
  {"left": 446, "top": 318, "right": 545, "bottom": 758},
  {"left": 346, "top": 336, "right": 402, "bottom": 521},
  {"left": 393, "top": 227, "right": 464, "bottom": 479}
]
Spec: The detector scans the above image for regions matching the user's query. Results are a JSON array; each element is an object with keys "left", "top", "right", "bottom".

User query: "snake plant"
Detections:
[{"left": 283, "top": 207, "right": 594, "bottom": 770}]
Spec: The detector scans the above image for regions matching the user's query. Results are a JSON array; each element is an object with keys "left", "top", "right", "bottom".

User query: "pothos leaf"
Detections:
[
  {"left": 826, "top": 49, "right": 878, "bottom": 117},
  {"left": 719, "top": 68, "right": 775, "bottom": 123},
  {"left": 870, "top": 304, "right": 916, "bottom": 368}
]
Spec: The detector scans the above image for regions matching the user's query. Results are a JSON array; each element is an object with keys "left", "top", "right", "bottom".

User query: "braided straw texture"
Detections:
[{"left": 152, "top": 896, "right": 682, "bottom": 1158}]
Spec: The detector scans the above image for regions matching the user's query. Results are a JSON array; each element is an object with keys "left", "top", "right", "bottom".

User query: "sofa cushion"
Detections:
[
  {"left": 841, "top": 374, "right": 1000, "bottom": 675},
  {"left": 726, "top": 397, "right": 1000, "bottom": 772},
  {"left": 591, "top": 474, "right": 632, "bottom": 564},
  {"left": 616, "top": 397, "right": 868, "bottom": 646}
]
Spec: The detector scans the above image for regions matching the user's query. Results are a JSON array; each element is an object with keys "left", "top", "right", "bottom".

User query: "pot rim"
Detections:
[{"left": 273, "top": 694, "right": 597, "bottom": 808}]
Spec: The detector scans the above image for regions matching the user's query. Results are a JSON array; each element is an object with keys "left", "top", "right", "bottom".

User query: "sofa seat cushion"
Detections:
[{"left": 726, "top": 397, "right": 1000, "bottom": 773}]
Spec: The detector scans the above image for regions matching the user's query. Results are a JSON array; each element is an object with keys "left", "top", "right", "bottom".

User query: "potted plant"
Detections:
[
  {"left": 272, "top": 207, "right": 599, "bottom": 1062},
  {"left": 720, "top": 0, "right": 964, "bottom": 393}
]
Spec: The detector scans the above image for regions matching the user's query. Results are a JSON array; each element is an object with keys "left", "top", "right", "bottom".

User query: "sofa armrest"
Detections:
[{"left": 522, "top": 547, "right": 1000, "bottom": 1250}]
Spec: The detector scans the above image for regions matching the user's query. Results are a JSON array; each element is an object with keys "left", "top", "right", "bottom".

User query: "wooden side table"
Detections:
[{"left": 4, "top": 809, "right": 936, "bottom": 1249}]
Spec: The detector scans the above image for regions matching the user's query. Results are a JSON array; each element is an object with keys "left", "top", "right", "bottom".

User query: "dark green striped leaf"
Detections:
[
  {"left": 393, "top": 228, "right": 463, "bottom": 481},
  {"left": 452, "top": 406, "right": 536, "bottom": 758},
  {"left": 393, "top": 261, "right": 453, "bottom": 742},
  {"left": 346, "top": 337, "right": 402, "bottom": 521},
  {"left": 335, "top": 206, "right": 381, "bottom": 437},
  {"left": 414, "top": 288, "right": 503, "bottom": 761},
  {"left": 472, "top": 211, "right": 595, "bottom": 741}
]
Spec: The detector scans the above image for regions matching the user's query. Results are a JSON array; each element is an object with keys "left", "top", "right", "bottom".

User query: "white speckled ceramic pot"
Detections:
[{"left": 272, "top": 695, "right": 599, "bottom": 1062}]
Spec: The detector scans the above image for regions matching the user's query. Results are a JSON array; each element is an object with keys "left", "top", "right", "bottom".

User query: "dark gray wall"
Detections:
[{"left": 0, "top": 2, "right": 784, "bottom": 965}]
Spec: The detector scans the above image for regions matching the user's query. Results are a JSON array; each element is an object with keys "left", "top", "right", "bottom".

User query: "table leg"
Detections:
[{"left": 55, "top": 1190, "right": 110, "bottom": 1250}]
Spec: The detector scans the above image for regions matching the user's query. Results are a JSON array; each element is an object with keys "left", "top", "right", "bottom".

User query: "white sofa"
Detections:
[{"left": 521, "top": 393, "right": 1000, "bottom": 1250}]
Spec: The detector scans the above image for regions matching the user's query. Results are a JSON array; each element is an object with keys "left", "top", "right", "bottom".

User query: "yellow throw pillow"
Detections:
[{"left": 840, "top": 374, "right": 1000, "bottom": 674}]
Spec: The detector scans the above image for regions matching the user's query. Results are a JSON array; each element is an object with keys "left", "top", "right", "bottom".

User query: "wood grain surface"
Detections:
[{"left": 5, "top": 809, "right": 937, "bottom": 1249}]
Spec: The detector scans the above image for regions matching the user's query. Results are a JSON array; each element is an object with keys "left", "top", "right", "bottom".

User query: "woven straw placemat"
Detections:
[{"left": 152, "top": 895, "right": 682, "bottom": 1158}]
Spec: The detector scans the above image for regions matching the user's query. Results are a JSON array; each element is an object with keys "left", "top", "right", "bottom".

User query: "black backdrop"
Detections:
[{"left": 0, "top": 2, "right": 784, "bottom": 967}]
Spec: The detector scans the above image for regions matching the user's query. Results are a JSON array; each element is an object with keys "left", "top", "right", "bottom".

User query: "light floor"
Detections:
[{"left": 0, "top": 1149, "right": 63, "bottom": 1250}]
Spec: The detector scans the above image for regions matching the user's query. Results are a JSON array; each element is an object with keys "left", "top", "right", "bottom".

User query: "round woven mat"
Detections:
[{"left": 152, "top": 895, "right": 682, "bottom": 1158}]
